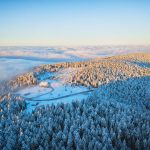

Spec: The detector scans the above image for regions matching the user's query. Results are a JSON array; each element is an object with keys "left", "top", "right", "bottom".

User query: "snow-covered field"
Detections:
[
  {"left": 15, "top": 79, "right": 92, "bottom": 112},
  {"left": 14, "top": 71, "right": 92, "bottom": 112}
]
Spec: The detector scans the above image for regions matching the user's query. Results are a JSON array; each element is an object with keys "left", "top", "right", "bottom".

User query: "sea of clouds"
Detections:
[{"left": 0, "top": 45, "right": 149, "bottom": 81}]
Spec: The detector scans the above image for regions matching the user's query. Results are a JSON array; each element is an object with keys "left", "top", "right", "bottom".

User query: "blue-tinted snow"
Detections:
[{"left": 15, "top": 79, "right": 92, "bottom": 112}]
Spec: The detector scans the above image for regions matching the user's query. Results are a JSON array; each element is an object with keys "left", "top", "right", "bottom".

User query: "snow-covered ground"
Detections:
[{"left": 15, "top": 78, "right": 92, "bottom": 112}]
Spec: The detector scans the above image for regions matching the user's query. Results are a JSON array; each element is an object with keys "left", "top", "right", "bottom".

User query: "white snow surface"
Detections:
[
  {"left": 15, "top": 79, "right": 91, "bottom": 112},
  {"left": 39, "top": 81, "right": 49, "bottom": 87}
]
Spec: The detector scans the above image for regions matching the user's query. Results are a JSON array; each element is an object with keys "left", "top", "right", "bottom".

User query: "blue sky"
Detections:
[{"left": 0, "top": 0, "right": 150, "bottom": 46}]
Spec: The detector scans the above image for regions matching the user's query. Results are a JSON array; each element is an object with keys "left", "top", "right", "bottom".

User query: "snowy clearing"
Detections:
[{"left": 15, "top": 79, "right": 92, "bottom": 112}]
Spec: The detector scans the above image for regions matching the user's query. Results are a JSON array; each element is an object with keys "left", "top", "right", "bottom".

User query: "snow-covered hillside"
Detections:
[
  {"left": 93, "top": 76, "right": 150, "bottom": 109},
  {"left": 0, "top": 53, "right": 150, "bottom": 149},
  {"left": 0, "top": 76, "right": 149, "bottom": 149}
]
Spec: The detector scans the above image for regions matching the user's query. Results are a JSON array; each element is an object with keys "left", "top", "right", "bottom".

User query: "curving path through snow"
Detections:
[
  {"left": 25, "top": 89, "right": 93, "bottom": 101},
  {"left": 15, "top": 79, "right": 92, "bottom": 112}
]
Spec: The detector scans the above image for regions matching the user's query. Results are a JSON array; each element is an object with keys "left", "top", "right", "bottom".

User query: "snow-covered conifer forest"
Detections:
[{"left": 0, "top": 53, "right": 150, "bottom": 149}]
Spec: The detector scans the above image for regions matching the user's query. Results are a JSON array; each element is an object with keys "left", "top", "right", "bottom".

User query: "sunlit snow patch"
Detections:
[{"left": 39, "top": 81, "right": 49, "bottom": 87}]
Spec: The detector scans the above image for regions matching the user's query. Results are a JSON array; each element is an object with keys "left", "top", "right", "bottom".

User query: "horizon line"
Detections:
[{"left": 0, "top": 44, "right": 150, "bottom": 47}]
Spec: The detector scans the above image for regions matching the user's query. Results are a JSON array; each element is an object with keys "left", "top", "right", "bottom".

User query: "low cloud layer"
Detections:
[
  {"left": 0, "top": 46, "right": 149, "bottom": 81},
  {"left": 0, "top": 45, "right": 149, "bottom": 60}
]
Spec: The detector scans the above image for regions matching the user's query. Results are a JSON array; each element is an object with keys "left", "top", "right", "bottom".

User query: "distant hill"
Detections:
[
  {"left": 33, "top": 53, "right": 150, "bottom": 87},
  {"left": 5, "top": 53, "right": 149, "bottom": 91}
]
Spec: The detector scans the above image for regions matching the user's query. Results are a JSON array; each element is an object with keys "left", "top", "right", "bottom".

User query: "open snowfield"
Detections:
[
  {"left": 15, "top": 79, "right": 92, "bottom": 112},
  {"left": 14, "top": 71, "right": 92, "bottom": 112}
]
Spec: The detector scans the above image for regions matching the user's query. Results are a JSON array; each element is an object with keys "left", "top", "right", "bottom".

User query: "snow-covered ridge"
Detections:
[
  {"left": 32, "top": 53, "right": 150, "bottom": 87},
  {"left": 0, "top": 53, "right": 149, "bottom": 96}
]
